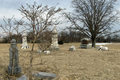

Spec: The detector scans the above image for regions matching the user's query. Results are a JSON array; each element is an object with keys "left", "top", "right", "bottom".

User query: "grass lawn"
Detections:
[{"left": 0, "top": 43, "right": 120, "bottom": 80}]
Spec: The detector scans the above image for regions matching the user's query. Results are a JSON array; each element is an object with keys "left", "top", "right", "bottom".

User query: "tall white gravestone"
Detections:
[
  {"left": 8, "top": 39, "right": 21, "bottom": 74},
  {"left": 21, "top": 31, "right": 29, "bottom": 49},
  {"left": 50, "top": 26, "right": 59, "bottom": 51}
]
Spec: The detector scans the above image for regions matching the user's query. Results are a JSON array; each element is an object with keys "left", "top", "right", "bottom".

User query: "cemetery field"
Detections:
[{"left": 0, "top": 43, "right": 120, "bottom": 80}]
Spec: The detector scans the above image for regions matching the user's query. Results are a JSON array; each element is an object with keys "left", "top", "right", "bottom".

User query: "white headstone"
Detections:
[
  {"left": 44, "top": 51, "right": 50, "bottom": 54},
  {"left": 50, "top": 26, "right": 59, "bottom": 51},
  {"left": 21, "top": 30, "right": 29, "bottom": 49},
  {"left": 37, "top": 49, "right": 42, "bottom": 53},
  {"left": 69, "top": 46, "right": 76, "bottom": 51},
  {"left": 97, "top": 46, "right": 109, "bottom": 51}
]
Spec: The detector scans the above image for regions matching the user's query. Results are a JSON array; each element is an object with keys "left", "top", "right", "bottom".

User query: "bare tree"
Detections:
[
  {"left": 0, "top": 16, "right": 24, "bottom": 43},
  {"left": 0, "top": 16, "right": 14, "bottom": 43},
  {"left": 37, "top": 28, "right": 52, "bottom": 51},
  {"left": 14, "top": 18, "right": 24, "bottom": 43},
  {"left": 18, "top": 2, "right": 63, "bottom": 80},
  {"left": 18, "top": 2, "right": 63, "bottom": 51},
  {"left": 64, "top": 0, "right": 119, "bottom": 47}
]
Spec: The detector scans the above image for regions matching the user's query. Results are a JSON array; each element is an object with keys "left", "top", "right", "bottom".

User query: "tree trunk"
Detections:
[
  {"left": 31, "top": 42, "right": 35, "bottom": 51},
  {"left": 29, "top": 37, "right": 36, "bottom": 79},
  {"left": 29, "top": 51, "right": 33, "bottom": 80},
  {"left": 31, "top": 38, "right": 36, "bottom": 51},
  {"left": 29, "top": 43, "right": 34, "bottom": 80},
  {"left": 29, "top": 39, "right": 35, "bottom": 79},
  {"left": 91, "top": 37, "right": 96, "bottom": 48},
  {"left": 8, "top": 36, "right": 11, "bottom": 43}
]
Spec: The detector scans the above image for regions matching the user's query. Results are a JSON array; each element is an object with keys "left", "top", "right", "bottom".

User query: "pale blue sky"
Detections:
[
  {"left": 0, "top": 0, "right": 71, "bottom": 19},
  {"left": 0, "top": 0, "right": 120, "bottom": 35}
]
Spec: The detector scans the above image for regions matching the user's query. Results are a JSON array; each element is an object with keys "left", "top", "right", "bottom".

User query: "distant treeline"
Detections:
[
  {"left": 0, "top": 30, "right": 120, "bottom": 43},
  {"left": 58, "top": 30, "right": 120, "bottom": 43}
]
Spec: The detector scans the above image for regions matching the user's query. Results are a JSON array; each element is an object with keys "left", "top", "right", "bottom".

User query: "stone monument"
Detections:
[
  {"left": 21, "top": 30, "right": 29, "bottom": 49},
  {"left": 44, "top": 51, "right": 50, "bottom": 54},
  {"left": 33, "top": 72, "right": 56, "bottom": 79},
  {"left": 17, "top": 75, "right": 28, "bottom": 80},
  {"left": 69, "top": 46, "right": 76, "bottom": 51},
  {"left": 79, "top": 38, "right": 90, "bottom": 49},
  {"left": 8, "top": 39, "right": 21, "bottom": 74},
  {"left": 50, "top": 26, "right": 59, "bottom": 51}
]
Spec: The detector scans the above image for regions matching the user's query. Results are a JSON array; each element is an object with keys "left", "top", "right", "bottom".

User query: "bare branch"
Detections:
[{"left": 64, "top": 0, "right": 119, "bottom": 47}]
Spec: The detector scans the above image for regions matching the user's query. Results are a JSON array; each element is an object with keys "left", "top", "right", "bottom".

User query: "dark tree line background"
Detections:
[{"left": 1, "top": 30, "right": 120, "bottom": 43}]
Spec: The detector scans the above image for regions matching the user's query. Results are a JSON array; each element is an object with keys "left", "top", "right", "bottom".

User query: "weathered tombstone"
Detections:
[
  {"left": 37, "top": 49, "right": 42, "bottom": 53},
  {"left": 97, "top": 45, "right": 109, "bottom": 51},
  {"left": 17, "top": 75, "right": 28, "bottom": 80},
  {"left": 8, "top": 39, "right": 21, "bottom": 75},
  {"left": 50, "top": 26, "right": 59, "bottom": 51},
  {"left": 69, "top": 46, "right": 76, "bottom": 51},
  {"left": 21, "top": 30, "right": 29, "bottom": 49},
  {"left": 79, "top": 38, "right": 90, "bottom": 49},
  {"left": 33, "top": 72, "right": 56, "bottom": 79},
  {"left": 44, "top": 50, "right": 50, "bottom": 54}
]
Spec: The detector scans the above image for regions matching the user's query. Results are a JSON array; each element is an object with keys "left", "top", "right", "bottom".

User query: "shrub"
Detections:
[
  {"left": 65, "top": 41, "right": 69, "bottom": 43},
  {"left": 58, "top": 40, "right": 64, "bottom": 45}
]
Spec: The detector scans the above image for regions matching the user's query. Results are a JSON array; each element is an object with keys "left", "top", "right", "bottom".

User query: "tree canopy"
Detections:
[{"left": 64, "top": 0, "right": 119, "bottom": 47}]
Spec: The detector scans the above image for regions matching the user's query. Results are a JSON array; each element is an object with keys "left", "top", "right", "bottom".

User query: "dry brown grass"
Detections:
[{"left": 0, "top": 43, "right": 120, "bottom": 80}]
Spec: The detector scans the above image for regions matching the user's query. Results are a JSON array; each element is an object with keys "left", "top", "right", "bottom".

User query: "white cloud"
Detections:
[
  {"left": 0, "top": 0, "right": 120, "bottom": 33},
  {"left": 0, "top": 7, "right": 22, "bottom": 19}
]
